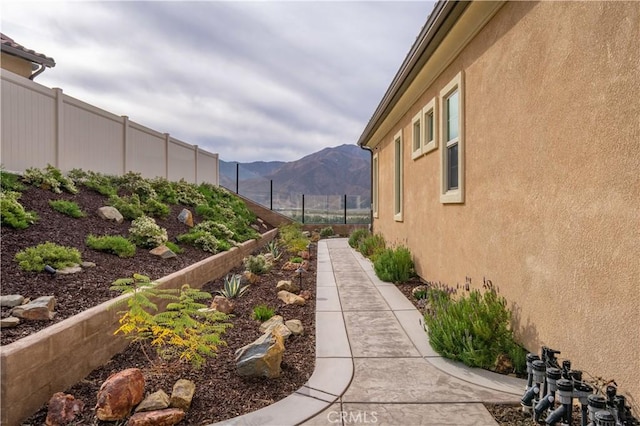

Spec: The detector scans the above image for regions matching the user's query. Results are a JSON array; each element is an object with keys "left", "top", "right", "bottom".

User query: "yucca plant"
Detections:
[{"left": 216, "top": 273, "right": 249, "bottom": 299}]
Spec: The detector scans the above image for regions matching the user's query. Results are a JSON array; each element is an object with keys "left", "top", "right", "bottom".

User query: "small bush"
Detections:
[
  {"left": 348, "top": 228, "right": 370, "bottom": 248},
  {"left": 177, "top": 230, "right": 221, "bottom": 254},
  {"left": 23, "top": 165, "right": 78, "bottom": 194},
  {"left": 117, "top": 172, "right": 157, "bottom": 201},
  {"left": 128, "top": 215, "right": 168, "bottom": 248},
  {"left": 143, "top": 198, "right": 170, "bottom": 218},
  {"left": 290, "top": 257, "right": 303, "bottom": 264},
  {"left": 109, "top": 194, "right": 144, "bottom": 221},
  {"left": 150, "top": 177, "right": 178, "bottom": 204},
  {"left": 252, "top": 304, "right": 275, "bottom": 322},
  {"left": 279, "top": 223, "right": 309, "bottom": 253},
  {"left": 319, "top": 226, "right": 334, "bottom": 238},
  {"left": 373, "top": 246, "right": 414, "bottom": 283},
  {"left": 86, "top": 234, "right": 136, "bottom": 257},
  {"left": 358, "top": 234, "right": 386, "bottom": 260},
  {"left": 1, "top": 191, "right": 38, "bottom": 229},
  {"left": 173, "top": 179, "right": 206, "bottom": 206},
  {"left": 49, "top": 199, "right": 85, "bottom": 218},
  {"left": 424, "top": 289, "right": 527, "bottom": 375},
  {"left": 79, "top": 171, "right": 117, "bottom": 196},
  {"left": 244, "top": 254, "right": 271, "bottom": 275},
  {"left": 165, "top": 241, "right": 183, "bottom": 254},
  {"left": 0, "top": 168, "right": 25, "bottom": 192},
  {"left": 217, "top": 274, "right": 249, "bottom": 299},
  {"left": 15, "top": 241, "right": 81, "bottom": 272}
]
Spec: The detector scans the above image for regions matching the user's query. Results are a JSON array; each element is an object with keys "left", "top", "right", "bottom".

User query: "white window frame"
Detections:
[
  {"left": 439, "top": 72, "right": 464, "bottom": 204},
  {"left": 372, "top": 152, "right": 379, "bottom": 218},
  {"left": 411, "top": 111, "right": 423, "bottom": 160},
  {"left": 393, "top": 130, "right": 403, "bottom": 221},
  {"left": 422, "top": 97, "right": 438, "bottom": 155}
]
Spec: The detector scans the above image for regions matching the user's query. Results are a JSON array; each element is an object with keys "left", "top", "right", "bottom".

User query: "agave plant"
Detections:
[
  {"left": 216, "top": 273, "right": 249, "bottom": 299},
  {"left": 266, "top": 240, "right": 282, "bottom": 261}
]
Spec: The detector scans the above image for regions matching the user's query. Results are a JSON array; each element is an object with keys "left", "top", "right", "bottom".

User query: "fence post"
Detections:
[
  {"left": 235, "top": 163, "right": 239, "bottom": 194},
  {"left": 344, "top": 194, "right": 347, "bottom": 224},
  {"left": 302, "top": 194, "right": 305, "bottom": 224},
  {"left": 122, "top": 115, "right": 129, "bottom": 174},
  {"left": 194, "top": 144, "right": 199, "bottom": 184},
  {"left": 164, "top": 133, "right": 170, "bottom": 180},
  {"left": 270, "top": 180, "right": 273, "bottom": 211},
  {"left": 54, "top": 88, "right": 63, "bottom": 169}
]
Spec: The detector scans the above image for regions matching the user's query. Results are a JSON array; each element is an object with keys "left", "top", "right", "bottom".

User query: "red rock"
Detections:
[
  {"left": 126, "top": 408, "right": 185, "bottom": 426},
  {"left": 210, "top": 295, "right": 234, "bottom": 314},
  {"left": 299, "top": 290, "right": 312, "bottom": 301},
  {"left": 45, "top": 392, "right": 84, "bottom": 426},
  {"left": 95, "top": 368, "right": 145, "bottom": 421}
]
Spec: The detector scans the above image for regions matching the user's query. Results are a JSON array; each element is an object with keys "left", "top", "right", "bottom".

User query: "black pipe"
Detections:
[
  {"left": 344, "top": 194, "right": 347, "bottom": 224},
  {"left": 235, "top": 163, "right": 239, "bottom": 194},
  {"left": 270, "top": 180, "right": 273, "bottom": 211},
  {"left": 302, "top": 194, "right": 305, "bottom": 224}
]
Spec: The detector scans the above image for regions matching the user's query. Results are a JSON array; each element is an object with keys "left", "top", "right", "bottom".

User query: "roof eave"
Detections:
[
  {"left": 1, "top": 44, "right": 56, "bottom": 68},
  {"left": 357, "top": 0, "right": 470, "bottom": 147}
]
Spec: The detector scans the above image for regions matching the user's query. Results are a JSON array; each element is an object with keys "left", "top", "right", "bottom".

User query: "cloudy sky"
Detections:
[{"left": 1, "top": 1, "right": 435, "bottom": 163}]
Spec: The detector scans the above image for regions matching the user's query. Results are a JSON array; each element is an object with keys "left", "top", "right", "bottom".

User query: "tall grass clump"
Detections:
[
  {"left": 424, "top": 288, "right": 527, "bottom": 375},
  {"left": 348, "top": 228, "right": 370, "bottom": 248},
  {"left": 373, "top": 246, "right": 414, "bottom": 283},
  {"left": 358, "top": 233, "right": 386, "bottom": 261}
]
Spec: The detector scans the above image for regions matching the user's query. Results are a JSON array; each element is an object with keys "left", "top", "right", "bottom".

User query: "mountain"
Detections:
[{"left": 220, "top": 144, "right": 371, "bottom": 208}]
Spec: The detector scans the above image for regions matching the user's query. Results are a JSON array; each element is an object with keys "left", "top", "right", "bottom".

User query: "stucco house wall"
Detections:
[{"left": 366, "top": 1, "right": 639, "bottom": 403}]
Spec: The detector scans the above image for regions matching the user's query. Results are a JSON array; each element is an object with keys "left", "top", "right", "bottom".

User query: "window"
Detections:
[
  {"left": 372, "top": 153, "right": 379, "bottom": 218},
  {"left": 411, "top": 112, "right": 422, "bottom": 159},
  {"left": 422, "top": 98, "right": 437, "bottom": 154},
  {"left": 439, "top": 72, "right": 464, "bottom": 203},
  {"left": 393, "top": 130, "right": 403, "bottom": 221}
]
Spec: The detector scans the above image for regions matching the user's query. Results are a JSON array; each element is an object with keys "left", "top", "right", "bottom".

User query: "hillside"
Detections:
[{"left": 220, "top": 144, "right": 371, "bottom": 205}]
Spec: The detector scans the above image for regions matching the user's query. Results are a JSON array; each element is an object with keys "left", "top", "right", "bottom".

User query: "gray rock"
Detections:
[
  {"left": 0, "top": 294, "right": 25, "bottom": 308},
  {"left": 97, "top": 206, "right": 124, "bottom": 224},
  {"left": 81, "top": 261, "right": 97, "bottom": 268},
  {"left": 235, "top": 331, "right": 285, "bottom": 379},
  {"left": 134, "top": 389, "right": 170, "bottom": 413},
  {"left": 57, "top": 265, "right": 83, "bottom": 275},
  {"left": 149, "top": 245, "right": 177, "bottom": 259},
  {"left": 170, "top": 379, "right": 196, "bottom": 410},
  {"left": 285, "top": 319, "right": 304, "bottom": 335},
  {"left": 0, "top": 317, "right": 20, "bottom": 328},
  {"left": 177, "top": 209, "right": 193, "bottom": 227},
  {"left": 259, "top": 315, "right": 283, "bottom": 333}
]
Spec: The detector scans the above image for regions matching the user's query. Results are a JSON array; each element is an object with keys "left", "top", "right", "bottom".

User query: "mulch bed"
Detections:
[{"left": 1, "top": 185, "right": 316, "bottom": 425}]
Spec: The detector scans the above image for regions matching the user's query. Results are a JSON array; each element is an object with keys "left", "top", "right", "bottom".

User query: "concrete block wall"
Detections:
[{"left": 0, "top": 229, "right": 277, "bottom": 426}]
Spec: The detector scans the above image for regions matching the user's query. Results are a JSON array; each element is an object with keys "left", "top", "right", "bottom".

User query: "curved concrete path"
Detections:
[{"left": 216, "top": 238, "right": 525, "bottom": 426}]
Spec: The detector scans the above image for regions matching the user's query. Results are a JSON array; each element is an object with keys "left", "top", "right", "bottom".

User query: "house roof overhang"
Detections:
[
  {"left": 1, "top": 33, "right": 56, "bottom": 69},
  {"left": 357, "top": 0, "right": 504, "bottom": 149}
]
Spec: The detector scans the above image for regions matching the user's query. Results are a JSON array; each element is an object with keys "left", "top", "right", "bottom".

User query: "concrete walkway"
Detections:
[{"left": 217, "top": 238, "right": 525, "bottom": 426}]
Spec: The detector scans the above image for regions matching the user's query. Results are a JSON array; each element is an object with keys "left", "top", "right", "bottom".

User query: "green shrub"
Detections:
[
  {"left": 86, "top": 234, "right": 136, "bottom": 257},
  {"left": 177, "top": 220, "right": 236, "bottom": 254},
  {"left": 373, "top": 246, "right": 414, "bottom": 283},
  {"left": 216, "top": 274, "right": 249, "bottom": 299},
  {"left": 165, "top": 241, "right": 183, "bottom": 254},
  {"left": 279, "top": 223, "right": 309, "bottom": 253},
  {"left": 243, "top": 254, "right": 271, "bottom": 275},
  {"left": 358, "top": 234, "right": 386, "bottom": 260},
  {"left": 110, "top": 275, "right": 231, "bottom": 369},
  {"left": 1, "top": 191, "right": 38, "bottom": 229},
  {"left": 319, "top": 226, "right": 334, "bottom": 238},
  {"left": 424, "top": 289, "right": 527, "bottom": 375},
  {"left": 108, "top": 194, "right": 144, "bottom": 220},
  {"left": 128, "top": 215, "right": 168, "bottom": 248},
  {"left": 290, "top": 257, "right": 303, "bottom": 264},
  {"left": 49, "top": 199, "right": 85, "bottom": 218},
  {"left": 252, "top": 304, "right": 275, "bottom": 322},
  {"left": 23, "top": 165, "right": 78, "bottom": 194},
  {"left": 348, "top": 228, "right": 370, "bottom": 248},
  {"left": 143, "top": 198, "right": 170, "bottom": 218},
  {"left": 0, "top": 168, "right": 25, "bottom": 192},
  {"left": 173, "top": 179, "right": 206, "bottom": 206},
  {"left": 15, "top": 241, "right": 81, "bottom": 272},
  {"left": 79, "top": 171, "right": 117, "bottom": 196},
  {"left": 177, "top": 230, "right": 220, "bottom": 253},
  {"left": 150, "top": 177, "right": 178, "bottom": 204}
]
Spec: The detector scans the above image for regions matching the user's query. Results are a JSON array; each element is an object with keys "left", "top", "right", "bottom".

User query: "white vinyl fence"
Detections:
[{"left": 1, "top": 70, "right": 218, "bottom": 185}]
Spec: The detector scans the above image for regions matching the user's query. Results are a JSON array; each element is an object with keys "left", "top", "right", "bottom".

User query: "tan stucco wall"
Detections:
[
  {"left": 371, "top": 1, "right": 640, "bottom": 405},
  {"left": 1, "top": 52, "right": 33, "bottom": 78}
]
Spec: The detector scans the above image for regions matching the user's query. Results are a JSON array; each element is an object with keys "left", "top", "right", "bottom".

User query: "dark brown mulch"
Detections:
[{"left": 2, "top": 185, "right": 316, "bottom": 425}]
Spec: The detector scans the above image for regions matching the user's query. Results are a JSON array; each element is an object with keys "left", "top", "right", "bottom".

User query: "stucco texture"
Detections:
[{"left": 371, "top": 1, "right": 639, "bottom": 405}]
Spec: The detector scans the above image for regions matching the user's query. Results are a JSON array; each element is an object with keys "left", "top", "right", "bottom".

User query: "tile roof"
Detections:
[{"left": 1, "top": 32, "right": 55, "bottom": 68}]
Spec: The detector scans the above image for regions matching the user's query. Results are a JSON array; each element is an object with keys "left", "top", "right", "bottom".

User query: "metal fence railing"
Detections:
[{"left": 222, "top": 163, "right": 370, "bottom": 224}]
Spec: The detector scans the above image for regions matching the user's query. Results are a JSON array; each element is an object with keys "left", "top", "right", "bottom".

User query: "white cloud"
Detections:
[{"left": 1, "top": 0, "right": 435, "bottom": 162}]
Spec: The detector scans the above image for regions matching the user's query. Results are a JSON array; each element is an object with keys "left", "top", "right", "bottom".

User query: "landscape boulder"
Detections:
[
  {"left": 276, "top": 280, "right": 299, "bottom": 293},
  {"left": 235, "top": 330, "right": 285, "bottom": 379},
  {"left": 149, "top": 245, "right": 177, "bottom": 259},
  {"left": 45, "top": 392, "right": 84, "bottom": 426},
  {"left": 170, "top": 379, "right": 196, "bottom": 410},
  {"left": 126, "top": 408, "right": 185, "bottom": 426},
  {"left": 0, "top": 294, "right": 24, "bottom": 307},
  {"left": 0, "top": 317, "right": 20, "bottom": 328},
  {"left": 134, "top": 389, "right": 170, "bottom": 413},
  {"left": 299, "top": 290, "right": 312, "bottom": 301},
  {"left": 57, "top": 265, "right": 83, "bottom": 275},
  {"left": 177, "top": 209, "right": 193, "bottom": 227},
  {"left": 277, "top": 290, "right": 306, "bottom": 306},
  {"left": 243, "top": 271, "right": 259, "bottom": 284},
  {"left": 285, "top": 319, "right": 304, "bottom": 335},
  {"left": 259, "top": 315, "right": 284, "bottom": 333},
  {"left": 97, "top": 206, "right": 124, "bottom": 224},
  {"left": 210, "top": 295, "right": 235, "bottom": 314},
  {"left": 95, "top": 368, "right": 145, "bottom": 421},
  {"left": 11, "top": 296, "right": 56, "bottom": 320}
]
